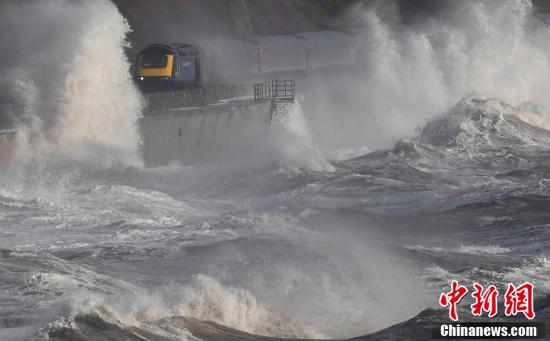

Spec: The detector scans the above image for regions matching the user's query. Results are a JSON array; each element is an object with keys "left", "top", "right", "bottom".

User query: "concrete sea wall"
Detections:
[{"left": 140, "top": 100, "right": 274, "bottom": 166}]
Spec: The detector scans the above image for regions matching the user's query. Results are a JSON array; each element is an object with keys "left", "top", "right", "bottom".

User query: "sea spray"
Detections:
[
  {"left": 305, "top": 0, "right": 550, "bottom": 154},
  {"left": 68, "top": 274, "right": 323, "bottom": 339},
  {"left": 0, "top": 0, "right": 142, "bottom": 166}
]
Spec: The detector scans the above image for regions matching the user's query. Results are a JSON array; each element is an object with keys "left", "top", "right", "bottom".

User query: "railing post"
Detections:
[{"left": 304, "top": 41, "right": 312, "bottom": 72}]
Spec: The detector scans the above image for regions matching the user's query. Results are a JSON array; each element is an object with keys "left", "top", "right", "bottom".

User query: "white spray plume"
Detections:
[
  {"left": 305, "top": 0, "right": 550, "bottom": 155},
  {"left": 0, "top": 0, "right": 142, "bottom": 166}
]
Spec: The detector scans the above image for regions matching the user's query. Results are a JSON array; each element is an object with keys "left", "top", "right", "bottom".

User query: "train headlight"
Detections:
[{"left": 140, "top": 77, "right": 144, "bottom": 80}]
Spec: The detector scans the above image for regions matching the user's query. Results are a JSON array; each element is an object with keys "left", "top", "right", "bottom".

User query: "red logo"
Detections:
[
  {"left": 471, "top": 283, "right": 499, "bottom": 318},
  {"left": 439, "top": 280, "right": 468, "bottom": 321},
  {"left": 504, "top": 282, "right": 535, "bottom": 319},
  {"left": 439, "top": 281, "right": 536, "bottom": 321}
]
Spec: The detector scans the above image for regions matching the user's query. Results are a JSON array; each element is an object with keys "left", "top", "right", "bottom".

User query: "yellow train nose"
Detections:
[{"left": 138, "top": 55, "right": 174, "bottom": 77}]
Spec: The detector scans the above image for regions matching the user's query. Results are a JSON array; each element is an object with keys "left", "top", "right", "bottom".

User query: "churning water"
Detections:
[{"left": 0, "top": 0, "right": 549, "bottom": 340}]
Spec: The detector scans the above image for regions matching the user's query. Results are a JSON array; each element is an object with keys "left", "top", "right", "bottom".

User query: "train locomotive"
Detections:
[
  {"left": 135, "top": 43, "right": 201, "bottom": 90},
  {"left": 134, "top": 30, "right": 364, "bottom": 91}
]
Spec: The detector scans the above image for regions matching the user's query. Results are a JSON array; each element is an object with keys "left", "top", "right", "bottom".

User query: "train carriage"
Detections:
[
  {"left": 297, "top": 31, "right": 357, "bottom": 69},
  {"left": 198, "top": 38, "right": 258, "bottom": 83},
  {"left": 254, "top": 35, "right": 307, "bottom": 73}
]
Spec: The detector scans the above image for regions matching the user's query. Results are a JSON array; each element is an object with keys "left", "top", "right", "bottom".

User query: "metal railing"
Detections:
[
  {"left": 254, "top": 80, "right": 295, "bottom": 103},
  {"left": 142, "top": 80, "right": 295, "bottom": 113},
  {"left": 143, "top": 85, "right": 248, "bottom": 113}
]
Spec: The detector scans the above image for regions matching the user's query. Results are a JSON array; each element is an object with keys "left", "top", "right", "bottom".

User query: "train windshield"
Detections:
[
  {"left": 140, "top": 48, "right": 170, "bottom": 68},
  {"left": 140, "top": 54, "right": 167, "bottom": 68}
]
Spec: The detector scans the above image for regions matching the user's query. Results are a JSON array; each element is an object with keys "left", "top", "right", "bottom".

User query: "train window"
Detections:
[{"left": 141, "top": 54, "right": 168, "bottom": 68}]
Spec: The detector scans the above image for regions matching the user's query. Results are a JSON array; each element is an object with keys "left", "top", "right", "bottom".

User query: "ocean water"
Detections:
[{"left": 0, "top": 0, "right": 549, "bottom": 340}]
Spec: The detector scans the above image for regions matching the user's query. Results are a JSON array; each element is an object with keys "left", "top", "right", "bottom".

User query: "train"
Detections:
[{"left": 134, "top": 30, "right": 367, "bottom": 91}]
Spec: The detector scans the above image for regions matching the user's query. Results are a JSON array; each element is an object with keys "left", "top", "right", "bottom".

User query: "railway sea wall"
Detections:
[{"left": 140, "top": 99, "right": 274, "bottom": 166}]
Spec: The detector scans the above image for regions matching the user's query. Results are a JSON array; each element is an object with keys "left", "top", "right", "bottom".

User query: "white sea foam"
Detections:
[
  {"left": 505, "top": 257, "right": 550, "bottom": 293},
  {"left": 407, "top": 244, "right": 511, "bottom": 255},
  {"left": 70, "top": 274, "right": 323, "bottom": 339},
  {"left": 457, "top": 244, "right": 512, "bottom": 255}
]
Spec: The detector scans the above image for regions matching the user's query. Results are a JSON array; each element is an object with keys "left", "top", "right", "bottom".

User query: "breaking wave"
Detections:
[
  {"left": 36, "top": 268, "right": 323, "bottom": 340},
  {"left": 70, "top": 274, "right": 323, "bottom": 339},
  {"left": 0, "top": 0, "right": 142, "bottom": 165},
  {"left": 308, "top": 0, "right": 550, "bottom": 154}
]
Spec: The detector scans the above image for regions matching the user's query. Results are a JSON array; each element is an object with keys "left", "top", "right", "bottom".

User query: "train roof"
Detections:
[
  {"left": 253, "top": 35, "right": 305, "bottom": 43},
  {"left": 297, "top": 30, "right": 355, "bottom": 39},
  {"left": 139, "top": 43, "right": 198, "bottom": 54},
  {"left": 198, "top": 38, "right": 257, "bottom": 49}
]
